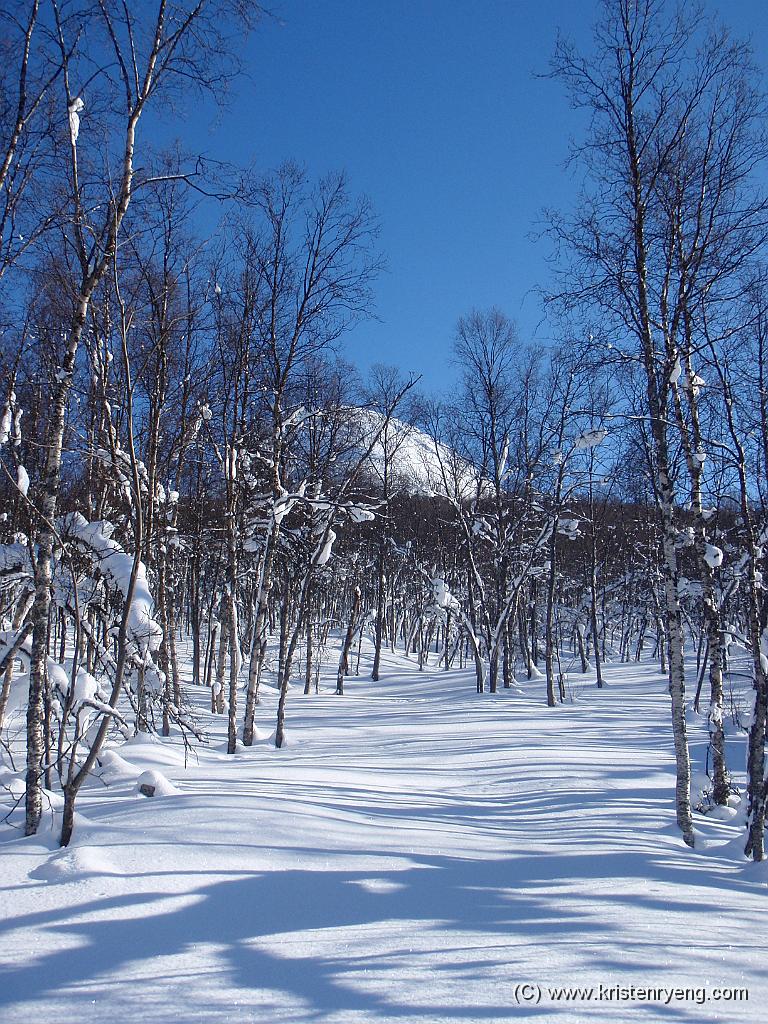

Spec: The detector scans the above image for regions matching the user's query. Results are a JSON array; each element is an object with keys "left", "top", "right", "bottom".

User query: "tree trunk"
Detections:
[
  {"left": 371, "top": 539, "right": 386, "bottom": 681},
  {"left": 336, "top": 587, "right": 362, "bottom": 695}
]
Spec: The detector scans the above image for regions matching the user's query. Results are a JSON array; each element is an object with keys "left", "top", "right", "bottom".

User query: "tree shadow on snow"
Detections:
[{"left": 0, "top": 847, "right": 755, "bottom": 1023}]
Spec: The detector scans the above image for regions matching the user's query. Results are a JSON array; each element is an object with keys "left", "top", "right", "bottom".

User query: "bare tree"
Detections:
[
  {"left": 0, "top": 1, "right": 61, "bottom": 284},
  {"left": 549, "top": 0, "right": 768, "bottom": 849},
  {"left": 239, "top": 164, "right": 382, "bottom": 746},
  {"left": 362, "top": 364, "right": 417, "bottom": 681},
  {"left": 24, "top": 0, "right": 259, "bottom": 840}
]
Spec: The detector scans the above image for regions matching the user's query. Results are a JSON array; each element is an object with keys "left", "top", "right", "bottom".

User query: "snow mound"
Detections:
[
  {"left": 707, "top": 804, "right": 739, "bottom": 822},
  {"left": 136, "top": 769, "right": 180, "bottom": 797},
  {"left": 124, "top": 733, "right": 188, "bottom": 766},
  {"left": 246, "top": 725, "right": 271, "bottom": 742},
  {"left": 31, "top": 845, "right": 119, "bottom": 882},
  {"left": 96, "top": 748, "right": 142, "bottom": 784},
  {"left": 0, "top": 768, "right": 25, "bottom": 801}
]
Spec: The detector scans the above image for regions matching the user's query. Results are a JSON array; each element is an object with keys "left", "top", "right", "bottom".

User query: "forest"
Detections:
[{"left": 0, "top": 0, "right": 767, "bottom": 900}]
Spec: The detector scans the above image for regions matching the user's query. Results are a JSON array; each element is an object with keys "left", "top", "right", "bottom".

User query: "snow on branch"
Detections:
[
  {"left": 61, "top": 513, "right": 162, "bottom": 654},
  {"left": 573, "top": 428, "right": 607, "bottom": 450}
]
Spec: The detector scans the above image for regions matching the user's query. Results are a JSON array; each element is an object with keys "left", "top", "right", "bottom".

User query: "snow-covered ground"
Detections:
[{"left": 1, "top": 649, "right": 765, "bottom": 1023}]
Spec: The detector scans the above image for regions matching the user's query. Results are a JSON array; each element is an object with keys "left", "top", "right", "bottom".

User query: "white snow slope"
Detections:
[
  {"left": 355, "top": 408, "right": 479, "bottom": 498},
  {"left": 1, "top": 650, "right": 766, "bottom": 1024}
]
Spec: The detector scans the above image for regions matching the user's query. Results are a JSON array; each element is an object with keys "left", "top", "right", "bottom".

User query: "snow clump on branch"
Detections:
[
  {"left": 574, "top": 428, "right": 608, "bottom": 450},
  {"left": 704, "top": 544, "right": 724, "bottom": 569},
  {"left": 68, "top": 97, "right": 84, "bottom": 144},
  {"left": 62, "top": 513, "right": 162, "bottom": 654},
  {"left": 432, "top": 578, "right": 460, "bottom": 612}
]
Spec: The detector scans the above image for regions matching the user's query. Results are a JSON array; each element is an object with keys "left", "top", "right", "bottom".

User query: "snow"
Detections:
[
  {"left": 355, "top": 409, "right": 479, "bottom": 497},
  {"left": 708, "top": 803, "right": 739, "bottom": 822},
  {"left": 136, "top": 768, "right": 181, "bottom": 797},
  {"left": 68, "top": 97, "right": 84, "bottom": 144},
  {"left": 347, "top": 505, "right": 376, "bottom": 524},
  {"left": 71, "top": 667, "right": 118, "bottom": 718},
  {"left": 0, "top": 403, "right": 11, "bottom": 445},
  {"left": 670, "top": 354, "right": 683, "bottom": 385},
  {"left": 685, "top": 372, "right": 706, "bottom": 394},
  {"left": 30, "top": 845, "right": 120, "bottom": 882},
  {"left": 432, "top": 576, "right": 460, "bottom": 611},
  {"left": 16, "top": 465, "right": 29, "bottom": 496},
  {"left": 574, "top": 427, "right": 608, "bottom": 449},
  {"left": 0, "top": 649, "right": 765, "bottom": 1024},
  {"left": 558, "top": 517, "right": 581, "bottom": 539},
  {"left": 46, "top": 658, "right": 70, "bottom": 694},
  {"left": 63, "top": 513, "right": 162, "bottom": 654},
  {"left": 273, "top": 491, "right": 301, "bottom": 525},
  {"left": 704, "top": 543, "right": 724, "bottom": 569},
  {"left": 95, "top": 748, "right": 142, "bottom": 784}
]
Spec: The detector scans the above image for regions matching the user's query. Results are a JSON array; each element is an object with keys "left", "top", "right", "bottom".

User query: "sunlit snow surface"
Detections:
[
  {"left": 354, "top": 409, "right": 479, "bottom": 498},
  {"left": 1, "top": 648, "right": 765, "bottom": 1024}
]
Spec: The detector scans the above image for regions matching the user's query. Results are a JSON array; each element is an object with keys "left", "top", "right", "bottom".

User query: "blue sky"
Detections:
[{"left": 169, "top": 1, "right": 768, "bottom": 395}]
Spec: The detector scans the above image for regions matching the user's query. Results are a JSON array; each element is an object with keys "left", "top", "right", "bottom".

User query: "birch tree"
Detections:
[
  {"left": 548, "top": 0, "right": 768, "bottom": 845},
  {"left": 238, "top": 164, "right": 382, "bottom": 746},
  {"left": 24, "top": 0, "right": 259, "bottom": 838}
]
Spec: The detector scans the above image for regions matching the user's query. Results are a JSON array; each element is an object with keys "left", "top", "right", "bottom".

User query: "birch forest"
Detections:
[{"left": 1, "top": 0, "right": 767, "bottom": 878}]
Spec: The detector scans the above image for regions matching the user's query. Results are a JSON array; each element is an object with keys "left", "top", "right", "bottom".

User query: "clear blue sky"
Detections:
[{"left": 171, "top": 0, "right": 768, "bottom": 395}]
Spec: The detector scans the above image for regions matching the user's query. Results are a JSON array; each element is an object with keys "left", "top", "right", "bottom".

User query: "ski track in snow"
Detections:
[{"left": 1, "top": 650, "right": 766, "bottom": 1023}]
